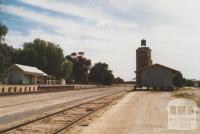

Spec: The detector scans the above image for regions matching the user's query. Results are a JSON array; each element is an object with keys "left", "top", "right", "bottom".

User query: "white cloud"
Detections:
[
  {"left": 18, "top": 0, "right": 138, "bottom": 29},
  {"left": 2, "top": 4, "right": 139, "bottom": 42},
  {"left": 2, "top": 0, "right": 200, "bottom": 80}
]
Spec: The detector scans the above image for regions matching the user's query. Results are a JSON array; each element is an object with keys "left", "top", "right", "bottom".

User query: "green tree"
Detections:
[
  {"left": 183, "top": 79, "right": 195, "bottom": 87},
  {"left": 0, "top": 0, "right": 8, "bottom": 43},
  {"left": 0, "top": 43, "right": 16, "bottom": 82},
  {"left": 16, "top": 39, "right": 65, "bottom": 78},
  {"left": 89, "top": 62, "right": 114, "bottom": 85},
  {"left": 45, "top": 42, "right": 64, "bottom": 77},
  {"left": 0, "top": 23, "right": 8, "bottom": 43},
  {"left": 173, "top": 72, "right": 197, "bottom": 87},
  {"left": 17, "top": 47, "right": 39, "bottom": 66},
  {"left": 113, "top": 77, "right": 125, "bottom": 84},
  {"left": 0, "top": 4, "right": 15, "bottom": 82},
  {"left": 61, "top": 60, "right": 73, "bottom": 82},
  {"left": 66, "top": 52, "right": 91, "bottom": 83},
  {"left": 173, "top": 72, "right": 184, "bottom": 87}
]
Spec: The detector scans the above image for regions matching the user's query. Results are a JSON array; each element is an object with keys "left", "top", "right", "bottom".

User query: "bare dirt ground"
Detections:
[
  {"left": 0, "top": 87, "right": 131, "bottom": 130},
  {"left": 69, "top": 91, "right": 200, "bottom": 134}
]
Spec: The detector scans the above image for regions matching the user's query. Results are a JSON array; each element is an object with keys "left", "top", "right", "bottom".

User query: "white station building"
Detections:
[{"left": 4, "top": 64, "right": 50, "bottom": 85}]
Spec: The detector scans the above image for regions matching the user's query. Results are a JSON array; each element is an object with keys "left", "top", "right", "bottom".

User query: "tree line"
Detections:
[
  {"left": 173, "top": 72, "right": 200, "bottom": 87},
  {"left": 1, "top": 23, "right": 199, "bottom": 86},
  {"left": 0, "top": 22, "right": 124, "bottom": 85}
]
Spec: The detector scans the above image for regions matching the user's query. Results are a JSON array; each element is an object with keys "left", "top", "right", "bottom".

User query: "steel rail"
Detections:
[
  {"left": 53, "top": 103, "right": 106, "bottom": 134},
  {"left": 0, "top": 90, "right": 126, "bottom": 133}
]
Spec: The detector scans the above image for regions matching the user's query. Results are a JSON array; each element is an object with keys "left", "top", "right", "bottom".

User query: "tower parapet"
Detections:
[
  {"left": 136, "top": 39, "right": 152, "bottom": 71},
  {"left": 141, "top": 39, "right": 146, "bottom": 46}
]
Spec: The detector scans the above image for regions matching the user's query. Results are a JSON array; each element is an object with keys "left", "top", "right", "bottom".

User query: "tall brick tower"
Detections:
[
  {"left": 136, "top": 39, "right": 152, "bottom": 87},
  {"left": 136, "top": 39, "right": 152, "bottom": 71}
]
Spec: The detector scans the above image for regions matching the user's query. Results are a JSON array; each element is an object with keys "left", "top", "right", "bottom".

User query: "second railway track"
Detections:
[{"left": 0, "top": 89, "right": 128, "bottom": 134}]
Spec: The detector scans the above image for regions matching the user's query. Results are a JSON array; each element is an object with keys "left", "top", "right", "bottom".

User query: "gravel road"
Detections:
[{"left": 79, "top": 91, "right": 200, "bottom": 134}]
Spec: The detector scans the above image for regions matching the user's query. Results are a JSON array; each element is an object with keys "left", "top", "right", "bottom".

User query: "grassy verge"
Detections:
[{"left": 172, "top": 88, "right": 200, "bottom": 107}]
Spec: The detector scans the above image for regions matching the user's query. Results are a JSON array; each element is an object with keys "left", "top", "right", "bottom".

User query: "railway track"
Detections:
[
  {"left": 0, "top": 89, "right": 127, "bottom": 134},
  {"left": 0, "top": 87, "right": 112, "bottom": 109}
]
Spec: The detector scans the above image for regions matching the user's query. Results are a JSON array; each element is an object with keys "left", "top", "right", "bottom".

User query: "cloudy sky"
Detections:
[{"left": 0, "top": 0, "right": 200, "bottom": 81}]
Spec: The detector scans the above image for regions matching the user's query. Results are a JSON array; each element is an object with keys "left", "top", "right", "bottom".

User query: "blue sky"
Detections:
[{"left": 1, "top": 0, "right": 200, "bottom": 80}]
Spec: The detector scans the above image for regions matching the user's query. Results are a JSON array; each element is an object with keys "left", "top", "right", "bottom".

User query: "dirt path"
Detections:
[{"left": 79, "top": 91, "right": 200, "bottom": 134}]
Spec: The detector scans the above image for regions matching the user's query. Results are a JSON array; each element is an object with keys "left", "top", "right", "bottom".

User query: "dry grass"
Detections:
[{"left": 172, "top": 87, "right": 200, "bottom": 107}]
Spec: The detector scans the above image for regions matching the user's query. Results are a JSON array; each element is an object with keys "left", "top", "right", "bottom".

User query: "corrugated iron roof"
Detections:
[
  {"left": 135, "top": 63, "right": 179, "bottom": 73},
  {"left": 11, "top": 64, "right": 48, "bottom": 76}
]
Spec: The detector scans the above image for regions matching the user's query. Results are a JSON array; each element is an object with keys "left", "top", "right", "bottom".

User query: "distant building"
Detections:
[
  {"left": 194, "top": 81, "right": 199, "bottom": 87},
  {"left": 135, "top": 40, "right": 179, "bottom": 90},
  {"left": 135, "top": 64, "right": 178, "bottom": 89},
  {"left": 4, "top": 64, "right": 50, "bottom": 85}
]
